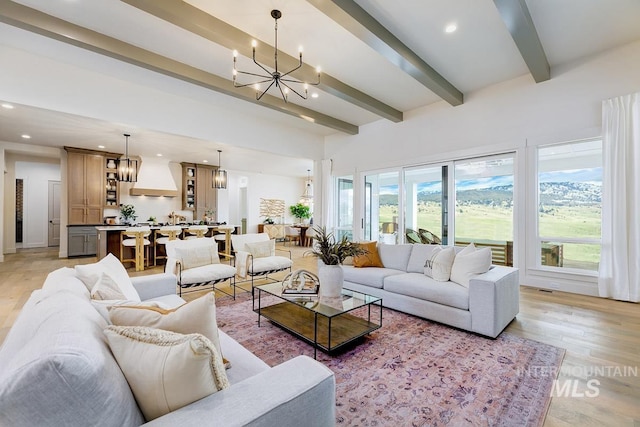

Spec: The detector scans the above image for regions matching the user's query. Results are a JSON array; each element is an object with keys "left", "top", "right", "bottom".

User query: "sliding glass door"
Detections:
[
  {"left": 453, "top": 154, "right": 514, "bottom": 265},
  {"left": 404, "top": 165, "right": 448, "bottom": 245},
  {"left": 364, "top": 171, "right": 399, "bottom": 243}
]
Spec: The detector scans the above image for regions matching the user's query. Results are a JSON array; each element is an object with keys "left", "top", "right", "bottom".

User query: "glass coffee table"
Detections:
[{"left": 254, "top": 282, "right": 382, "bottom": 359}]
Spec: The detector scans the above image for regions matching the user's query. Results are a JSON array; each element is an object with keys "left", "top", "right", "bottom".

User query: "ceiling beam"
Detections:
[
  {"left": 493, "top": 0, "right": 550, "bottom": 83},
  {"left": 306, "top": 0, "right": 463, "bottom": 106},
  {"left": 122, "top": 0, "right": 403, "bottom": 123},
  {"left": 0, "top": 0, "right": 358, "bottom": 135}
]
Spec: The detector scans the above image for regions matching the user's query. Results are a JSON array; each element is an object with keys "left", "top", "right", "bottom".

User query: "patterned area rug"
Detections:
[{"left": 216, "top": 295, "right": 564, "bottom": 427}]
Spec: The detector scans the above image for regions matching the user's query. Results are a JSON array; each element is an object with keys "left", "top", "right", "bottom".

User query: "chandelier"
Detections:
[
  {"left": 116, "top": 133, "right": 137, "bottom": 183},
  {"left": 232, "top": 9, "right": 320, "bottom": 102},
  {"left": 299, "top": 169, "right": 313, "bottom": 204},
  {"left": 213, "top": 150, "right": 227, "bottom": 189}
]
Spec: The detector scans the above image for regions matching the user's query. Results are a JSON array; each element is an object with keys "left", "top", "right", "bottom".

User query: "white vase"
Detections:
[{"left": 318, "top": 263, "right": 344, "bottom": 298}]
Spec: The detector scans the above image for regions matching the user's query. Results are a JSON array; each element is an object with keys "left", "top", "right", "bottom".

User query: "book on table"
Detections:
[{"left": 282, "top": 284, "right": 319, "bottom": 296}]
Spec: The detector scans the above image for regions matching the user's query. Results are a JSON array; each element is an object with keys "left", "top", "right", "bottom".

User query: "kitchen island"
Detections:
[{"left": 95, "top": 224, "right": 239, "bottom": 266}]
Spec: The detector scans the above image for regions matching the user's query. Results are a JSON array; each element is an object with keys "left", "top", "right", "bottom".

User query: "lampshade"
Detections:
[
  {"left": 115, "top": 134, "right": 137, "bottom": 182},
  {"left": 213, "top": 149, "right": 227, "bottom": 189}
]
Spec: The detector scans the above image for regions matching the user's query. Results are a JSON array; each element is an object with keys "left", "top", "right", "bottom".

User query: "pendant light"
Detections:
[
  {"left": 116, "top": 133, "right": 137, "bottom": 182},
  {"left": 299, "top": 169, "right": 313, "bottom": 203},
  {"left": 213, "top": 149, "right": 227, "bottom": 189}
]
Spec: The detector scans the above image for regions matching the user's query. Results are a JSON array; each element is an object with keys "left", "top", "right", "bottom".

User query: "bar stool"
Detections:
[
  {"left": 153, "top": 225, "right": 182, "bottom": 266},
  {"left": 184, "top": 224, "right": 209, "bottom": 239},
  {"left": 216, "top": 225, "right": 235, "bottom": 256},
  {"left": 120, "top": 227, "right": 151, "bottom": 271}
]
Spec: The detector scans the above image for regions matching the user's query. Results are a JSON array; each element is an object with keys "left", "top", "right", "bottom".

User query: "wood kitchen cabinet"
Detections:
[
  {"left": 181, "top": 163, "right": 217, "bottom": 220},
  {"left": 67, "top": 149, "right": 104, "bottom": 224}
]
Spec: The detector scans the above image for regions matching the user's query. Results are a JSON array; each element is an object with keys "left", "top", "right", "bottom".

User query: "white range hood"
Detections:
[{"left": 129, "top": 157, "right": 179, "bottom": 197}]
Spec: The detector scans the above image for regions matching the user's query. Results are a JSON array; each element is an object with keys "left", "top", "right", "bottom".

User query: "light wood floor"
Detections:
[{"left": 1, "top": 245, "right": 638, "bottom": 426}]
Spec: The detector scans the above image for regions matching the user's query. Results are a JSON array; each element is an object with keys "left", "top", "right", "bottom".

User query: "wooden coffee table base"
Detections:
[{"left": 254, "top": 286, "right": 382, "bottom": 358}]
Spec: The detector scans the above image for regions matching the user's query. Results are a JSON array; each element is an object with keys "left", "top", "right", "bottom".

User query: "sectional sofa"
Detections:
[
  {"left": 0, "top": 255, "right": 335, "bottom": 427},
  {"left": 342, "top": 243, "right": 520, "bottom": 338}
]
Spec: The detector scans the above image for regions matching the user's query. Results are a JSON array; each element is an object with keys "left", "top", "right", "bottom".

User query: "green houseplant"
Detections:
[
  {"left": 289, "top": 203, "right": 311, "bottom": 223},
  {"left": 306, "top": 226, "right": 366, "bottom": 297},
  {"left": 306, "top": 226, "right": 366, "bottom": 265},
  {"left": 119, "top": 204, "right": 137, "bottom": 225}
]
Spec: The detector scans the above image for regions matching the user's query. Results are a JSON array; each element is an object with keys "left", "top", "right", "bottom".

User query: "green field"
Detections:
[{"left": 378, "top": 202, "right": 601, "bottom": 268}]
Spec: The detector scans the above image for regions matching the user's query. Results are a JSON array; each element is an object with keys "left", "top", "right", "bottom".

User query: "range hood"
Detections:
[{"left": 129, "top": 157, "right": 179, "bottom": 197}]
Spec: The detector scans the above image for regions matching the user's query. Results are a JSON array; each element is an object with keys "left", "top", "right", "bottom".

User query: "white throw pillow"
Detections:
[
  {"left": 450, "top": 243, "right": 492, "bottom": 288},
  {"left": 104, "top": 326, "right": 229, "bottom": 421},
  {"left": 90, "top": 272, "right": 127, "bottom": 300},
  {"left": 423, "top": 246, "right": 456, "bottom": 281},
  {"left": 175, "top": 245, "right": 220, "bottom": 270},
  {"left": 75, "top": 253, "right": 140, "bottom": 302},
  {"left": 245, "top": 239, "right": 275, "bottom": 258},
  {"left": 108, "top": 292, "right": 226, "bottom": 367}
]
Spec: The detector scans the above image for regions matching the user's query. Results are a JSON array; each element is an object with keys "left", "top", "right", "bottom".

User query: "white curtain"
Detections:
[
  {"left": 320, "top": 159, "right": 334, "bottom": 230},
  {"left": 599, "top": 92, "right": 640, "bottom": 302}
]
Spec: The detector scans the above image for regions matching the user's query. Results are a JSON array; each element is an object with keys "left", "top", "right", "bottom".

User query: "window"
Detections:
[
  {"left": 364, "top": 172, "right": 398, "bottom": 243},
  {"left": 454, "top": 155, "right": 514, "bottom": 265},
  {"left": 335, "top": 176, "right": 354, "bottom": 240},
  {"left": 537, "top": 140, "right": 602, "bottom": 271},
  {"left": 404, "top": 165, "right": 447, "bottom": 245}
]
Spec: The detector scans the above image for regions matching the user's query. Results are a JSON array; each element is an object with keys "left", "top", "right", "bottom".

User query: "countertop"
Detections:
[{"left": 94, "top": 224, "right": 237, "bottom": 231}]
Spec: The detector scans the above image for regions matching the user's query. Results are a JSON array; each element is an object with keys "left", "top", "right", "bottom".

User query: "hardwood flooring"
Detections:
[{"left": 1, "top": 245, "right": 638, "bottom": 426}]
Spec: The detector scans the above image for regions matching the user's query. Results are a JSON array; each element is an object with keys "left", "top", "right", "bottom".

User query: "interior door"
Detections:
[{"left": 48, "top": 180, "right": 61, "bottom": 247}]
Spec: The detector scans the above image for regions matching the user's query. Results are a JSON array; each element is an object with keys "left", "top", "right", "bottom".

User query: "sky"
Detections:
[{"left": 379, "top": 167, "right": 602, "bottom": 195}]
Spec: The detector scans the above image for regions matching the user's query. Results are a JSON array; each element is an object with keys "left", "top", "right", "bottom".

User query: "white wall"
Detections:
[{"left": 324, "top": 40, "right": 640, "bottom": 296}]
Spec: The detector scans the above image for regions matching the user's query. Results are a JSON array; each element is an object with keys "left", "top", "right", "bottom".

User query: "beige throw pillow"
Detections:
[
  {"left": 108, "top": 292, "right": 227, "bottom": 367},
  {"left": 75, "top": 253, "right": 140, "bottom": 302},
  {"left": 245, "top": 239, "right": 275, "bottom": 258},
  {"left": 423, "top": 246, "right": 456, "bottom": 281},
  {"left": 104, "top": 326, "right": 229, "bottom": 421},
  {"left": 450, "top": 243, "right": 492, "bottom": 288},
  {"left": 90, "top": 272, "right": 127, "bottom": 300},
  {"left": 175, "top": 245, "right": 220, "bottom": 270}
]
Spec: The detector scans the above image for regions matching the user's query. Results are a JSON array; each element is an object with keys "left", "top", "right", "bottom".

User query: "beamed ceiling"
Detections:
[{"left": 1, "top": 0, "right": 639, "bottom": 175}]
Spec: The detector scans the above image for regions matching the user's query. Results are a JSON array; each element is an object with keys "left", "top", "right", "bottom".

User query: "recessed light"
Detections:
[
  {"left": 1, "top": 103, "right": 14, "bottom": 109},
  {"left": 98, "top": 145, "right": 105, "bottom": 149},
  {"left": 445, "top": 23, "right": 457, "bottom": 33},
  {"left": 21, "top": 134, "right": 31, "bottom": 139},
  {"left": 311, "top": 93, "right": 319, "bottom": 98},
  {"left": 202, "top": 159, "right": 208, "bottom": 163},
  {"left": 156, "top": 153, "right": 163, "bottom": 157}
]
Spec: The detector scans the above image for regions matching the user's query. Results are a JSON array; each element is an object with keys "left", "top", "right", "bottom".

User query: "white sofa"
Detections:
[
  {"left": 0, "top": 261, "right": 336, "bottom": 426},
  {"left": 342, "top": 243, "right": 519, "bottom": 338}
]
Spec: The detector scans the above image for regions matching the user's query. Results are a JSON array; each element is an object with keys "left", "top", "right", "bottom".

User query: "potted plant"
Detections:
[
  {"left": 306, "top": 226, "right": 366, "bottom": 297},
  {"left": 119, "top": 204, "right": 137, "bottom": 225},
  {"left": 289, "top": 203, "right": 311, "bottom": 224}
]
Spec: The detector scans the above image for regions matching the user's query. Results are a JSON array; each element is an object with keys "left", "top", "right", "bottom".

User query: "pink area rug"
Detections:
[{"left": 216, "top": 295, "right": 564, "bottom": 426}]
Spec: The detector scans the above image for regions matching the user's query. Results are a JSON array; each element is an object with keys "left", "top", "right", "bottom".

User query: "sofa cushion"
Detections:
[
  {"left": 42, "top": 267, "right": 90, "bottom": 298},
  {"left": 450, "top": 243, "right": 493, "bottom": 288},
  {"left": 342, "top": 265, "right": 405, "bottom": 289},
  {"left": 246, "top": 239, "right": 276, "bottom": 258},
  {"left": 90, "top": 272, "right": 127, "bottom": 300},
  {"left": 377, "top": 244, "right": 413, "bottom": 271},
  {"left": 0, "top": 290, "right": 144, "bottom": 427},
  {"left": 104, "top": 326, "right": 230, "bottom": 422},
  {"left": 384, "top": 273, "right": 470, "bottom": 310},
  {"left": 406, "top": 244, "right": 439, "bottom": 273},
  {"left": 424, "top": 246, "right": 456, "bottom": 281},
  {"left": 75, "top": 253, "right": 140, "bottom": 302},
  {"left": 178, "top": 263, "right": 237, "bottom": 285},
  {"left": 219, "top": 331, "right": 270, "bottom": 384},
  {"left": 249, "top": 255, "right": 292, "bottom": 274},
  {"left": 353, "top": 241, "right": 384, "bottom": 268},
  {"left": 175, "top": 244, "right": 220, "bottom": 270},
  {"left": 108, "top": 292, "right": 226, "bottom": 368}
]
